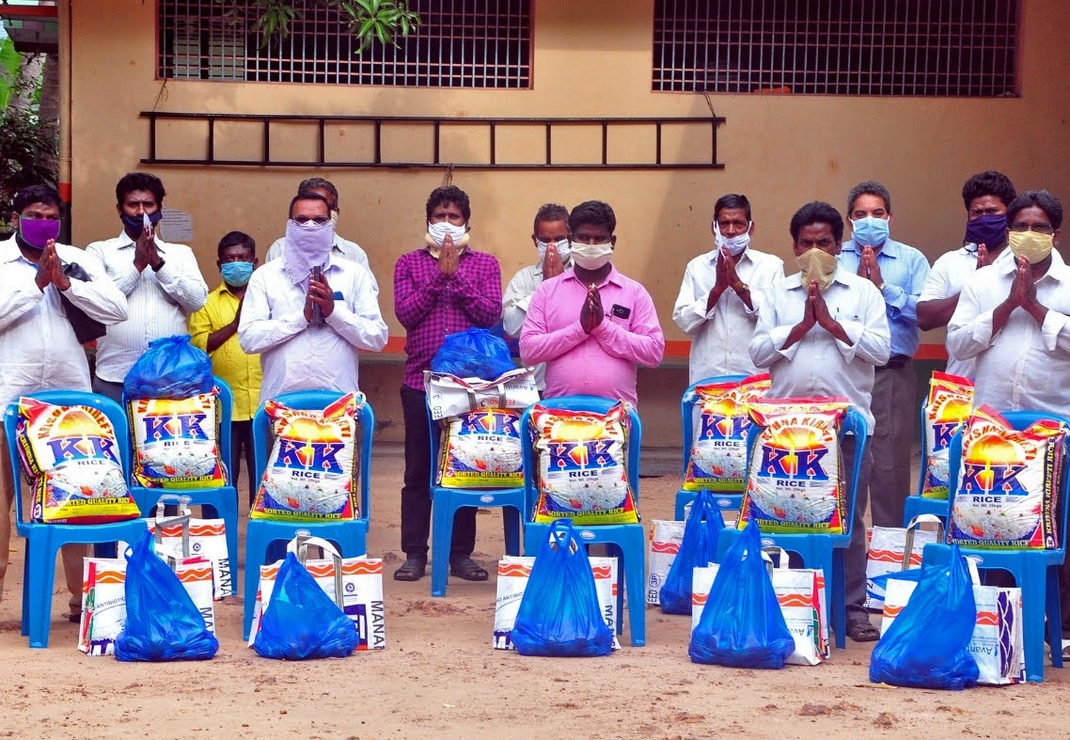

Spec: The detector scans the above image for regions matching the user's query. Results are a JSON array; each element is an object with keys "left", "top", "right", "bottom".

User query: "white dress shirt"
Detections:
[
  {"left": 749, "top": 267, "right": 891, "bottom": 433},
  {"left": 947, "top": 249, "right": 1070, "bottom": 416},
  {"left": 502, "top": 262, "right": 547, "bottom": 389},
  {"left": 238, "top": 256, "right": 388, "bottom": 403},
  {"left": 0, "top": 236, "right": 128, "bottom": 409},
  {"left": 265, "top": 233, "right": 378, "bottom": 294},
  {"left": 86, "top": 231, "right": 208, "bottom": 383},
  {"left": 673, "top": 247, "right": 784, "bottom": 384}
]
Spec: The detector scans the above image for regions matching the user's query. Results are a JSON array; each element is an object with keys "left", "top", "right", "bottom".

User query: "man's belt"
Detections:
[{"left": 876, "top": 354, "right": 911, "bottom": 371}]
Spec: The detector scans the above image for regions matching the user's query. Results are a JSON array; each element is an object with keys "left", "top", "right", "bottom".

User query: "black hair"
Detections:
[
  {"left": 115, "top": 172, "right": 165, "bottom": 207},
  {"left": 217, "top": 230, "right": 256, "bottom": 258},
  {"left": 961, "top": 171, "right": 1017, "bottom": 210},
  {"left": 425, "top": 185, "right": 471, "bottom": 222},
  {"left": 846, "top": 180, "right": 892, "bottom": 215},
  {"left": 298, "top": 177, "right": 339, "bottom": 208},
  {"left": 1006, "top": 190, "right": 1063, "bottom": 231},
  {"left": 568, "top": 200, "right": 616, "bottom": 235},
  {"left": 289, "top": 191, "right": 332, "bottom": 219},
  {"left": 713, "top": 193, "right": 752, "bottom": 222},
  {"left": 790, "top": 201, "right": 845, "bottom": 244},
  {"left": 13, "top": 184, "right": 62, "bottom": 214},
  {"left": 533, "top": 203, "right": 570, "bottom": 233}
]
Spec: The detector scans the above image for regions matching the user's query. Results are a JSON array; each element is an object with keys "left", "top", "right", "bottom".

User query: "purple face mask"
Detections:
[
  {"left": 18, "top": 215, "right": 61, "bottom": 250},
  {"left": 964, "top": 213, "right": 1007, "bottom": 249}
]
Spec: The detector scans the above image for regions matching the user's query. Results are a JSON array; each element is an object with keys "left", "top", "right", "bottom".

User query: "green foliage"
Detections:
[
  {"left": 248, "top": 0, "right": 421, "bottom": 52},
  {"left": 0, "top": 65, "right": 56, "bottom": 227}
]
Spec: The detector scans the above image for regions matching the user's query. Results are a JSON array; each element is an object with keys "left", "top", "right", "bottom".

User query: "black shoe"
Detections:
[
  {"left": 393, "top": 557, "right": 427, "bottom": 582},
  {"left": 449, "top": 557, "right": 489, "bottom": 582}
]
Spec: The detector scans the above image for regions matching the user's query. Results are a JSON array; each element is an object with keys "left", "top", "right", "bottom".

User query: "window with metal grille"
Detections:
[
  {"left": 158, "top": 0, "right": 531, "bottom": 88},
  {"left": 653, "top": 0, "right": 1019, "bottom": 97}
]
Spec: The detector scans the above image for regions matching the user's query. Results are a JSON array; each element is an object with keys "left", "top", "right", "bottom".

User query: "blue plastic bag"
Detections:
[
  {"left": 869, "top": 545, "right": 980, "bottom": 690},
  {"left": 511, "top": 520, "right": 614, "bottom": 657},
  {"left": 430, "top": 327, "right": 516, "bottom": 381},
  {"left": 114, "top": 529, "right": 219, "bottom": 662},
  {"left": 660, "top": 489, "right": 724, "bottom": 614},
  {"left": 252, "top": 552, "right": 360, "bottom": 660},
  {"left": 123, "top": 334, "right": 214, "bottom": 399},
  {"left": 688, "top": 520, "right": 795, "bottom": 668}
]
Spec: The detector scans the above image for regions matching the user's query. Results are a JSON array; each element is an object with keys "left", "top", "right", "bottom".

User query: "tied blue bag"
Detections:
[
  {"left": 114, "top": 529, "right": 219, "bottom": 662},
  {"left": 869, "top": 544, "right": 980, "bottom": 690},
  {"left": 123, "top": 334, "right": 214, "bottom": 399},
  {"left": 430, "top": 327, "right": 516, "bottom": 381},
  {"left": 660, "top": 489, "right": 724, "bottom": 614},
  {"left": 688, "top": 520, "right": 795, "bottom": 668},
  {"left": 510, "top": 520, "right": 615, "bottom": 657},
  {"left": 252, "top": 552, "right": 360, "bottom": 660}
]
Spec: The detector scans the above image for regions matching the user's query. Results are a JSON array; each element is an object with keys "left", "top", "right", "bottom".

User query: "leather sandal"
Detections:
[
  {"left": 393, "top": 557, "right": 427, "bottom": 582},
  {"left": 449, "top": 557, "right": 489, "bottom": 582},
  {"left": 847, "top": 620, "right": 880, "bottom": 643}
]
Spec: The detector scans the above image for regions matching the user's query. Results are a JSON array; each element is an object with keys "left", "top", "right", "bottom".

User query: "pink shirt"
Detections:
[{"left": 520, "top": 266, "right": 665, "bottom": 405}]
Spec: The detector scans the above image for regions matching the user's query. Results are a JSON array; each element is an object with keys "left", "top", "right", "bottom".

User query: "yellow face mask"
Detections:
[
  {"left": 1008, "top": 230, "right": 1054, "bottom": 265},
  {"left": 796, "top": 247, "right": 839, "bottom": 292}
]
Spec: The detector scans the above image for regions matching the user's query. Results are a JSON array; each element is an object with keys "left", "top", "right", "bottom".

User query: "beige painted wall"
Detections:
[{"left": 67, "top": 0, "right": 1070, "bottom": 442}]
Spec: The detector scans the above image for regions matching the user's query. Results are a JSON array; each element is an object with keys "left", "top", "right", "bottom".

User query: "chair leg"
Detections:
[
  {"left": 622, "top": 540, "right": 646, "bottom": 647},
  {"left": 831, "top": 550, "right": 847, "bottom": 650},
  {"left": 1020, "top": 559, "right": 1050, "bottom": 682},
  {"left": 21, "top": 545, "right": 30, "bottom": 637},
  {"left": 1047, "top": 566, "right": 1064, "bottom": 670},
  {"left": 431, "top": 499, "right": 454, "bottom": 598},
  {"left": 28, "top": 536, "right": 59, "bottom": 648}
]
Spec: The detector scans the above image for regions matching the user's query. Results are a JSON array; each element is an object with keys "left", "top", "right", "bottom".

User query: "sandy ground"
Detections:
[{"left": 1, "top": 446, "right": 1067, "bottom": 740}]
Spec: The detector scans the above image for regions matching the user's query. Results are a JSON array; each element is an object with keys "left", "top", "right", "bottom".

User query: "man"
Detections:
[
  {"left": 265, "top": 177, "right": 378, "bottom": 294},
  {"left": 673, "top": 193, "right": 784, "bottom": 384},
  {"left": 86, "top": 173, "right": 208, "bottom": 404},
  {"left": 238, "top": 192, "right": 387, "bottom": 403},
  {"left": 502, "top": 203, "right": 571, "bottom": 390},
  {"left": 520, "top": 200, "right": 665, "bottom": 406},
  {"left": 189, "top": 231, "right": 264, "bottom": 505},
  {"left": 838, "top": 181, "right": 929, "bottom": 532},
  {"left": 393, "top": 185, "right": 502, "bottom": 583},
  {"left": 917, "top": 171, "right": 1017, "bottom": 377},
  {"left": 0, "top": 184, "right": 128, "bottom": 621},
  {"left": 750, "top": 201, "right": 891, "bottom": 642}
]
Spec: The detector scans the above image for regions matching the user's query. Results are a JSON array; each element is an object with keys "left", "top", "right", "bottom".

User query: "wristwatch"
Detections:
[{"left": 151, "top": 259, "right": 166, "bottom": 272}]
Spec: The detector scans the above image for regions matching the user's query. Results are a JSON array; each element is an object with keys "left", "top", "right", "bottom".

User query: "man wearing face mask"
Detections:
[
  {"left": 750, "top": 201, "right": 890, "bottom": 642},
  {"left": 238, "top": 191, "right": 387, "bottom": 403},
  {"left": 917, "top": 171, "right": 1017, "bottom": 377},
  {"left": 520, "top": 200, "right": 665, "bottom": 405},
  {"left": 189, "top": 231, "right": 263, "bottom": 505},
  {"left": 502, "top": 203, "right": 571, "bottom": 390},
  {"left": 839, "top": 180, "right": 930, "bottom": 540},
  {"left": 393, "top": 185, "right": 503, "bottom": 583},
  {"left": 86, "top": 172, "right": 209, "bottom": 405},
  {"left": 673, "top": 193, "right": 784, "bottom": 384},
  {"left": 0, "top": 184, "right": 128, "bottom": 622}
]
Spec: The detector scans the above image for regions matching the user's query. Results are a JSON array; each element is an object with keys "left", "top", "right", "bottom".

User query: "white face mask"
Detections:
[
  {"left": 714, "top": 222, "right": 752, "bottom": 256},
  {"left": 571, "top": 242, "right": 614, "bottom": 271},
  {"left": 536, "top": 238, "right": 571, "bottom": 264},
  {"left": 427, "top": 220, "right": 468, "bottom": 247}
]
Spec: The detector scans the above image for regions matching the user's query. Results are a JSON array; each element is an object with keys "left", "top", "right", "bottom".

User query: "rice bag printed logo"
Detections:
[
  {"left": 949, "top": 406, "right": 1065, "bottom": 549},
  {"left": 438, "top": 409, "right": 523, "bottom": 489},
  {"left": 130, "top": 393, "right": 227, "bottom": 489},
  {"left": 683, "top": 374, "right": 770, "bottom": 493},
  {"left": 531, "top": 402, "right": 638, "bottom": 525},
  {"left": 17, "top": 397, "right": 139, "bottom": 525},
  {"left": 251, "top": 392, "right": 361, "bottom": 522},
  {"left": 922, "top": 372, "right": 975, "bottom": 500}
]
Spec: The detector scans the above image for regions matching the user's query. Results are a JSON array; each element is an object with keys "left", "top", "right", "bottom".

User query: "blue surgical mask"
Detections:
[
  {"left": 221, "top": 261, "right": 254, "bottom": 287},
  {"left": 851, "top": 216, "right": 890, "bottom": 248}
]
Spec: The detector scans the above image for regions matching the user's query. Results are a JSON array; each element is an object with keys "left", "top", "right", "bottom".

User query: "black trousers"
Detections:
[
  {"left": 231, "top": 419, "right": 256, "bottom": 506},
  {"left": 399, "top": 385, "right": 475, "bottom": 562}
]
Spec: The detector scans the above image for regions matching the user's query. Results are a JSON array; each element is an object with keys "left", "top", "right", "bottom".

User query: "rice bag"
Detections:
[
  {"left": 948, "top": 406, "right": 1065, "bottom": 550},
  {"left": 16, "top": 397, "right": 139, "bottom": 524},
  {"left": 530, "top": 402, "right": 637, "bottom": 525},
  {"left": 251, "top": 392, "right": 362, "bottom": 522},
  {"left": 128, "top": 392, "right": 228, "bottom": 489},
  {"left": 738, "top": 398, "right": 849, "bottom": 534},
  {"left": 436, "top": 409, "right": 523, "bottom": 489},
  {"left": 922, "top": 372, "right": 975, "bottom": 499},
  {"left": 682, "top": 374, "right": 770, "bottom": 492}
]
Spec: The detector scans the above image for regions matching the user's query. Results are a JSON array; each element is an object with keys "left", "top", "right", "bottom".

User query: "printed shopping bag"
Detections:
[
  {"left": 865, "top": 514, "right": 942, "bottom": 610},
  {"left": 646, "top": 519, "right": 685, "bottom": 606}
]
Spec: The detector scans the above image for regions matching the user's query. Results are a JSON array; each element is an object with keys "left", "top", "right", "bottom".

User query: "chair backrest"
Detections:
[
  {"left": 251, "top": 390, "right": 375, "bottom": 519},
  {"left": 520, "top": 395, "right": 643, "bottom": 518},
  {"left": 680, "top": 374, "right": 747, "bottom": 479},
  {"left": 3, "top": 391, "right": 131, "bottom": 526}
]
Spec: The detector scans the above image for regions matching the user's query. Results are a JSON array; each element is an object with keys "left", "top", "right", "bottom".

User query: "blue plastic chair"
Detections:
[
  {"left": 242, "top": 390, "right": 374, "bottom": 640},
  {"left": 903, "top": 400, "right": 954, "bottom": 527},
  {"left": 716, "top": 406, "right": 869, "bottom": 649},
  {"left": 3, "top": 391, "right": 149, "bottom": 648},
  {"left": 427, "top": 407, "right": 523, "bottom": 597},
  {"left": 520, "top": 395, "right": 646, "bottom": 647},
  {"left": 675, "top": 375, "right": 747, "bottom": 521},
  {"left": 123, "top": 377, "right": 238, "bottom": 595},
  {"left": 921, "top": 410, "right": 1070, "bottom": 682}
]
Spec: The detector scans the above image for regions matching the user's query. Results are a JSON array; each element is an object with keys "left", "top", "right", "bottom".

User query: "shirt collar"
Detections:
[
  {"left": 1002, "top": 249, "right": 1070, "bottom": 283},
  {"left": 562, "top": 264, "right": 623, "bottom": 289},
  {"left": 0, "top": 235, "right": 29, "bottom": 265}
]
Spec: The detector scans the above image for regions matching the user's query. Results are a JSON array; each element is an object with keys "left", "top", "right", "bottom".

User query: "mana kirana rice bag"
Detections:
[
  {"left": 251, "top": 392, "right": 361, "bottom": 522},
  {"left": 436, "top": 409, "right": 523, "bottom": 489},
  {"left": 948, "top": 405, "right": 1065, "bottom": 550},
  {"left": 530, "top": 401, "right": 638, "bottom": 525},
  {"left": 922, "top": 372, "right": 975, "bottom": 500},
  {"left": 682, "top": 374, "right": 771, "bottom": 492},
  {"left": 738, "top": 398, "right": 849, "bottom": 534},
  {"left": 128, "top": 392, "right": 227, "bottom": 489},
  {"left": 16, "top": 397, "right": 139, "bottom": 524}
]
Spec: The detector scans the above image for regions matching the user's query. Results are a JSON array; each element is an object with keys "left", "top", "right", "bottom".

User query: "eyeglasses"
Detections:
[
  {"left": 293, "top": 216, "right": 330, "bottom": 225},
  {"left": 1009, "top": 224, "right": 1055, "bottom": 235}
]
